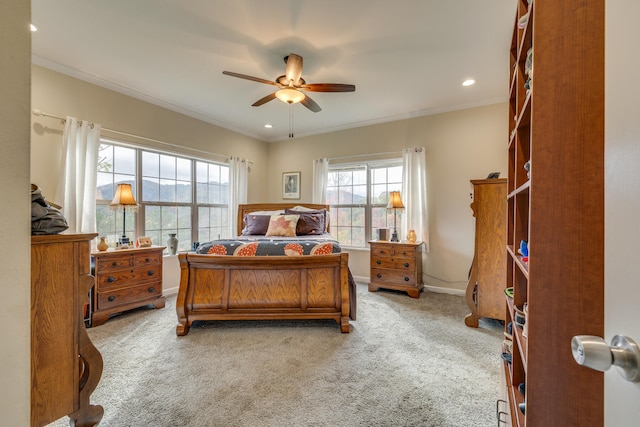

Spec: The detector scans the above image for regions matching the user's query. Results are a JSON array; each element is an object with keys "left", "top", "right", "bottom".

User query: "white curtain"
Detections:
[
  {"left": 312, "top": 158, "right": 329, "bottom": 204},
  {"left": 402, "top": 147, "right": 429, "bottom": 251},
  {"left": 229, "top": 157, "right": 249, "bottom": 237},
  {"left": 56, "top": 116, "right": 101, "bottom": 233}
]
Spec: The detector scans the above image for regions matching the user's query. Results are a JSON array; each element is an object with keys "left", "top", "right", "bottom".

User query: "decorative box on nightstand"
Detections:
[
  {"left": 368, "top": 240, "right": 424, "bottom": 298},
  {"left": 90, "top": 246, "right": 166, "bottom": 326}
]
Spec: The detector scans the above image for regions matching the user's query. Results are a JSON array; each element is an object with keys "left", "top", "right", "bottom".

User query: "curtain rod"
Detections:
[
  {"left": 328, "top": 150, "right": 403, "bottom": 162},
  {"left": 32, "top": 109, "right": 253, "bottom": 163}
]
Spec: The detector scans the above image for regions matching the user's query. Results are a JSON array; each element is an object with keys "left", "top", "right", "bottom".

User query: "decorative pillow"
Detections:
[
  {"left": 241, "top": 214, "right": 272, "bottom": 235},
  {"left": 285, "top": 208, "right": 327, "bottom": 232},
  {"left": 290, "top": 212, "right": 325, "bottom": 235},
  {"left": 265, "top": 214, "right": 300, "bottom": 237}
]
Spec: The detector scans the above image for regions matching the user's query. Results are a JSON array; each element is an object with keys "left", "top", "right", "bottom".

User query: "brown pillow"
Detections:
[
  {"left": 265, "top": 214, "right": 300, "bottom": 237},
  {"left": 291, "top": 212, "right": 326, "bottom": 235},
  {"left": 285, "top": 208, "right": 327, "bottom": 233},
  {"left": 241, "top": 214, "right": 271, "bottom": 235}
]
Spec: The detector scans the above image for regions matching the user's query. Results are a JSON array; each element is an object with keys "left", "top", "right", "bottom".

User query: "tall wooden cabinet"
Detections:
[
  {"left": 31, "top": 233, "right": 103, "bottom": 427},
  {"left": 503, "top": 1, "right": 604, "bottom": 426},
  {"left": 464, "top": 178, "right": 507, "bottom": 327}
]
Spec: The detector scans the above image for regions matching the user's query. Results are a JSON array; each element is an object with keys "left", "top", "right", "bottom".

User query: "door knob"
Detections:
[{"left": 571, "top": 335, "right": 640, "bottom": 382}]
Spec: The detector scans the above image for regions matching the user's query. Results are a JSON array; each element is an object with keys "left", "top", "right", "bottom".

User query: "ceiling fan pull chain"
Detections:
[{"left": 289, "top": 104, "right": 294, "bottom": 138}]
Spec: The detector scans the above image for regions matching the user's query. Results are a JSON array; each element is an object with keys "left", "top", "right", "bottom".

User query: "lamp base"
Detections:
[
  {"left": 390, "top": 230, "right": 399, "bottom": 242},
  {"left": 118, "top": 236, "right": 130, "bottom": 246}
]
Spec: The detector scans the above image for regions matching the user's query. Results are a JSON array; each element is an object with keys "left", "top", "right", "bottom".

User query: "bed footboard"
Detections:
[{"left": 176, "top": 252, "right": 351, "bottom": 335}]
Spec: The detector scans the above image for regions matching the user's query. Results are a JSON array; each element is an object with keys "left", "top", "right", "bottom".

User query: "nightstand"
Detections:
[
  {"left": 368, "top": 240, "right": 424, "bottom": 298},
  {"left": 90, "top": 246, "right": 166, "bottom": 326}
]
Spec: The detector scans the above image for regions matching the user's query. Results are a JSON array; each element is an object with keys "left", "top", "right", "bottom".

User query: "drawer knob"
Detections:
[
  {"left": 404, "top": 277, "right": 410, "bottom": 282},
  {"left": 107, "top": 276, "right": 115, "bottom": 283},
  {"left": 148, "top": 270, "right": 154, "bottom": 276},
  {"left": 376, "top": 260, "right": 381, "bottom": 265},
  {"left": 404, "top": 262, "right": 409, "bottom": 268},
  {"left": 376, "top": 273, "right": 382, "bottom": 279},
  {"left": 148, "top": 287, "right": 155, "bottom": 293},
  {"left": 112, "top": 261, "right": 120, "bottom": 267},
  {"left": 108, "top": 295, "right": 116, "bottom": 302},
  {"left": 146, "top": 257, "right": 151, "bottom": 262}
]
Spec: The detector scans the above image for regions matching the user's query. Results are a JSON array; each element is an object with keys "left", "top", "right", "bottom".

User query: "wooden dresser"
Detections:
[
  {"left": 90, "top": 246, "right": 166, "bottom": 327},
  {"left": 464, "top": 178, "right": 507, "bottom": 327},
  {"left": 31, "top": 233, "right": 103, "bottom": 427},
  {"left": 368, "top": 240, "right": 424, "bottom": 298}
]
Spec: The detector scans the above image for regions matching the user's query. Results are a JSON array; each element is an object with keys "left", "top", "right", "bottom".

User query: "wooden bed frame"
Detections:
[{"left": 176, "top": 203, "right": 351, "bottom": 335}]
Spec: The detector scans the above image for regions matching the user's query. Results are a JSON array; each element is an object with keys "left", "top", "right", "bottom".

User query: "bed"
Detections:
[{"left": 176, "top": 203, "right": 355, "bottom": 335}]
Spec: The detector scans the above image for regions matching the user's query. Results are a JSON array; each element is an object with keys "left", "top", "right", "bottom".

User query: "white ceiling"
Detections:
[{"left": 31, "top": 0, "right": 517, "bottom": 142}]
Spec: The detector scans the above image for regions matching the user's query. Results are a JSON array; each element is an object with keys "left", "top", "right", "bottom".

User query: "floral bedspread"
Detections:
[{"left": 195, "top": 234, "right": 341, "bottom": 257}]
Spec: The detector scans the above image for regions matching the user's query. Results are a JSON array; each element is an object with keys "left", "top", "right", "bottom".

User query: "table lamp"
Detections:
[
  {"left": 387, "top": 191, "right": 404, "bottom": 242},
  {"left": 110, "top": 183, "right": 138, "bottom": 246}
]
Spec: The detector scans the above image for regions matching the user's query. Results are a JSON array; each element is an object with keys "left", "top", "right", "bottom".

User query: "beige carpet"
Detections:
[{"left": 48, "top": 283, "right": 502, "bottom": 427}]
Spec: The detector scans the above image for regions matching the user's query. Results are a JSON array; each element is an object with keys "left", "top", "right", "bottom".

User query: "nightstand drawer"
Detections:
[
  {"left": 96, "top": 282, "right": 162, "bottom": 311},
  {"left": 95, "top": 265, "right": 161, "bottom": 290},
  {"left": 371, "top": 256, "right": 415, "bottom": 271},
  {"left": 371, "top": 268, "right": 416, "bottom": 285},
  {"left": 370, "top": 245, "right": 416, "bottom": 259},
  {"left": 96, "top": 255, "right": 133, "bottom": 272},
  {"left": 133, "top": 252, "right": 162, "bottom": 266}
]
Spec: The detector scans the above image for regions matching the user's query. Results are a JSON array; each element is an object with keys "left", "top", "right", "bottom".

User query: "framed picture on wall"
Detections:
[{"left": 282, "top": 171, "right": 301, "bottom": 199}]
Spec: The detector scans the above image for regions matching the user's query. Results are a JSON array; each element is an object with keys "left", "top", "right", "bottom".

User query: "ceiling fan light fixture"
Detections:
[{"left": 275, "top": 88, "right": 305, "bottom": 104}]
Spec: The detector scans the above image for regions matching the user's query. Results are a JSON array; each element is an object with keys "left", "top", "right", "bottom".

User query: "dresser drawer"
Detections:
[
  {"left": 371, "top": 268, "right": 416, "bottom": 285},
  {"left": 370, "top": 245, "right": 416, "bottom": 259},
  {"left": 96, "top": 281, "right": 162, "bottom": 311},
  {"left": 95, "top": 265, "right": 161, "bottom": 290},
  {"left": 371, "top": 256, "right": 415, "bottom": 271},
  {"left": 133, "top": 251, "right": 161, "bottom": 266},
  {"left": 96, "top": 254, "right": 133, "bottom": 272}
]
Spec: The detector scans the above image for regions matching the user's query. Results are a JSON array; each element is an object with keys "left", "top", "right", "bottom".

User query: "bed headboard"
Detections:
[{"left": 237, "top": 203, "right": 330, "bottom": 236}]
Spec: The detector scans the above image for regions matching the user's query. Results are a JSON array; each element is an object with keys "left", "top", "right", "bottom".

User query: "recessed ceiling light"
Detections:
[
  {"left": 30, "top": 24, "right": 38, "bottom": 32},
  {"left": 264, "top": 124, "right": 273, "bottom": 129},
  {"left": 462, "top": 79, "right": 475, "bottom": 87}
]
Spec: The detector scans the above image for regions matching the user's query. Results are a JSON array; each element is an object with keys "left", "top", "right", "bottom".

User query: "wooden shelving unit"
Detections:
[{"left": 503, "top": 1, "right": 605, "bottom": 425}]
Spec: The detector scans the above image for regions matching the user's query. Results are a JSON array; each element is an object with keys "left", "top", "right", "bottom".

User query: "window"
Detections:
[
  {"left": 327, "top": 160, "right": 403, "bottom": 248},
  {"left": 96, "top": 141, "right": 229, "bottom": 253}
]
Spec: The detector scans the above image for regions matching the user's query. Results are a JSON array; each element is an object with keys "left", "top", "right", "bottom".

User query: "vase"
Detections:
[
  {"left": 97, "top": 236, "right": 109, "bottom": 251},
  {"left": 406, "top": 229, "right": 417, "bottom": 243},
  {"left": 167, "top": 233, "right": 178, "bottom": 255}
]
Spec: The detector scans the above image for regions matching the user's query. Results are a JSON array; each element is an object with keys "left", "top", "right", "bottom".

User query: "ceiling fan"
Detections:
[{"left": 222, "top": 53, "right": 355, "bottom": 113}]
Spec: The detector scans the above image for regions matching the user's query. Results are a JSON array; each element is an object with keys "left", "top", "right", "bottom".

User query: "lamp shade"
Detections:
[
  {"left": 276, "top": 88, "right": 306, "bottom": 104},
  {"left": 386, "top": 191, "right": 404, "bottom": 209},
  {"left": 110, "top": 183, "right": 137, "bottom": 207}
]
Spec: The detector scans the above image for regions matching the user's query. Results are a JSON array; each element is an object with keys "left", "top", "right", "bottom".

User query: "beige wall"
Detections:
[
  {"left": 31, "top": 66, "right": 507, "bottom": 293},
  {"left": 31, "top": 65, "right": 269, "bottom": 204},
  {"left": 0, "top": 0, "right": 32, "bottom": 425},
  {"left": 268, "top": 104, "right": 508, "bottom": 290}
]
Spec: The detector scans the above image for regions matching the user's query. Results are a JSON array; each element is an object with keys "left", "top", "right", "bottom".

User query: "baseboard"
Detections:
[
  {"left": 163, "top": 286, "right": 179, "bottom": 297},
  {"left": 354, "top": 275, "right": 465, "bottom": 296}
]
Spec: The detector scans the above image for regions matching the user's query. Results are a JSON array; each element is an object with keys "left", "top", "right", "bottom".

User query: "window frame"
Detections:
[
  {"left": 327, "top": 158, "right": 403, "bottom": 248},
  {"left": 96, "top": 139, "right": 230, "bottom": 253}
]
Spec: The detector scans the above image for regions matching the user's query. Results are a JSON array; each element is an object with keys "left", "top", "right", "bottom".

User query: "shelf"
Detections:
[
  {"left": 503, "top": 1, "right": 605, "bottom": 425},
  {"left": 507, "top": 180, "right": 530, "bottom": 199}
]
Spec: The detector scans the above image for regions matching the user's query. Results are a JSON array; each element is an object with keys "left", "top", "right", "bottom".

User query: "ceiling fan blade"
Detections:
[
  {"left": 300, "top": 83, "right": 356, "bottom": 92},
  {"left": 284, "top": 53, "right": 304, "bottom": 86},
  {"left": 301, "top": 95, "right": 321, "bottom": 113},
  {"left": 222, "top": 71, "right": 278, "bottom": 86},
  {"left": 252, "top": 92, "right": 277, "bottom": 107}
]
